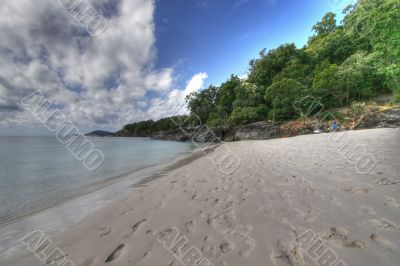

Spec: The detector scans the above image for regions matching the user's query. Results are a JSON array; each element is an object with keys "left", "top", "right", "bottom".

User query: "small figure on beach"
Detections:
[{"left": 331, "top": 121, "right": 338, "bottom": 132}]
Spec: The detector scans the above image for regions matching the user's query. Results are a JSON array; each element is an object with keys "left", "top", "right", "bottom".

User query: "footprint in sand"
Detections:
[
  {"left": 220, "top": 239, "right": 234, "bottom": 254},
  {"left": 320, "top": 227, "right": 365, "bottom": 248},
  {"left": 204, "top": 197, "right": 221, "bottom": 207},
  {"left": 273, "top": 240, "right": 306, "bottom": 266},
  {"left": 291, "top": 175, "right": 305, "bottom": 183},
  {"left": 124, "top": 218, "right": 148, "bottom": 238},
  {"left": 184, "top": 220, "right": 196, "bottom": 234},
  {"left": 209, "top": 187, "right": 220, "bottom": 193},
  {"left": 80, "top": 257, "right": 96, "bottom": 266},
  {"left": 99, "top": 227, "right": 112, "bottom": 238},
  {"left": 127, "top": 250, "right": 151, "bottom": 265},
  {"left": 239, "top": 236, "right": 256, "bottom": 258},
  {"left": 257, "top": 178, "right": 265, "bottom": 184},
  {"left": 155, "top": 201, "right": 165, "bottom": 210},
  {"left": 278, "top": 191, "right": 292, "bottom": 204},
  {"left": 132, "top": 219, "right": 147, "bottom": 233},
  {"left": 121, "top": 208, "right": 134, "bottom": 216},
  {"left": 213, "top": 198, "right": 221, "bottom": 206},
  {"left": 370, "top": 234, "right": 400, "bottom": 254},
  {"left": 302, "top": 202, "right": 324, "bottom": 220},
  {"left": 304, "top": 209, "right": 319, "bottom": 222},
  {"left": 303, "top": 185, "right": 315, "bottom": 194},
  {"left": 375, "top": 178, "right": 400, "bottom": 185},
  {"left": 105, "top": 244, "right": 125, "bottom": 263},
  {"left": 368, "top": 218, "right": 400, "bottom": 232},
  {"left": 329, "top": 197, "right": 343, "bottom": 207},
  {"left": 202, "top": 235, "right": 220, "bottom": 257},
  {"left": 341, "top": 185, "right": 370, "bottom": 194},
  {"left": 240, "top": 192, "right": 249, "bottom": 203},
  {"left": 44, "top": 253, "right": 68, "bottom": 265},
  {"left": 206, "top": 215, "right": 217, "bottom": 228},
  {"left": 384, "top": 197, "right": 400, "bottom": 208},
  {"left": 358, "top": 206, "right": 376, "bottom": 216},
  {"left": 201, "top": 236, "right": 236, "bottom": 257}
]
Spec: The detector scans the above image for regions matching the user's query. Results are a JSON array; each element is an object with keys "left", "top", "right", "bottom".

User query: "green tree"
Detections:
[
  {"left": 312, "top": 61, "right": 344, "bottom": 106},
  {"left": 247, "top": 44, "right": 299, "bottom": 88},
  {"left": 207, "top": 75, "right": 241, "bottom": 127},
  {"left": 312, "top": 12, "right": 337, "bottom": 36},
  {"left": 228, "top": 105, "right": 268, "bottom": 125},
  {"left": 124, "top": 0, "right": 399, "bottom": 130},
  {"left": 272, "top": 58, "right": 314, "bottom": 87},
  {"left": 265, "top": 78, "right": 308, "bottom": 120},
  {"left": 186, "top": 85, "right": 218, "bottom": 123},
  {"left": 348, "top": 0, "right": 400, "bottom": 99},
  {"left": 337, "top": 52, "right": 377, "bottom": 101},
  {"left": 228, "top": 82, "right": 268, "bottom": 125}
]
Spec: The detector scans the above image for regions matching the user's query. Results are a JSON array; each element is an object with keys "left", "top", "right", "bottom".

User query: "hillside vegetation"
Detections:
[{"left": 119, "top": 0, "right": 399, "bottom": 136}]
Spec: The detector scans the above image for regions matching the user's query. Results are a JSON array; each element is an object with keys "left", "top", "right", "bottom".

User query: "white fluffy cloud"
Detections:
[
  {"left": 0, "top": 0, "right": 203, "bottom": 129},
  {"left": 148, "top": 72, "right": 208, "bottom": 119},
  {"left": 184, "top": 72, "right": 208, "bottom": 95}
]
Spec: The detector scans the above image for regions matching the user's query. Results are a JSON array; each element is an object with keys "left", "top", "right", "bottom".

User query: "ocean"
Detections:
[{"left": 0, "top": 136, "right": 194, "bottom": 226}]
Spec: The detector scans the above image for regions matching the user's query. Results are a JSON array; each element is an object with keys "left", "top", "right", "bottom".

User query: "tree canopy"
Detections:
[
  {"left": 184, "top": 0, "right": 398, "bottom": 127},
  {"left": 122, "top": 0, "right": 399, "bottom": 135}
]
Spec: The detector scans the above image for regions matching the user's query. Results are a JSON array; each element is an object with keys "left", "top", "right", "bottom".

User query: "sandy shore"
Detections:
[{"left": 4, "top": 128, "right": 400, "bottom": 266}]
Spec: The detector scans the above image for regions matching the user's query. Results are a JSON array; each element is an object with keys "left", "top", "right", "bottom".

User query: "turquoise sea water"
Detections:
[{"left": 0, "top": 136, "right": 194, "bottom": 225}]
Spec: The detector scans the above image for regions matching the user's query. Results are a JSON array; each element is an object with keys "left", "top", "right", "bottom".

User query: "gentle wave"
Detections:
[{"left": 0, "top": 136, "right": 194, "bottom": 225}]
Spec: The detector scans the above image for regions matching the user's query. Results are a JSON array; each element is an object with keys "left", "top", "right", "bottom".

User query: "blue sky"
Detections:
[
  {"left": 154, "top": 0, "right": 346, "bottom": 88},
  {"left": 0, "top": 0, "right": 351, "bottom": 135}
]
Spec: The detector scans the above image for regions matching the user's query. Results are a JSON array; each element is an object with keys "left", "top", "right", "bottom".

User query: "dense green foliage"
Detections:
[
  {"left": 121, "top": 0, "right": 399, "bottom": 134},
  {"left": 121, "top": 116, "right": 186, "bottom": 136},
  {"left": 120, "top": 115, "right": 202, "bottom": 136},
  {"left": 184, "top": 0, "right": 399, "bottom": 127},
  {"left": 266, "top": 78, "right": 308, "bottom": 120}
]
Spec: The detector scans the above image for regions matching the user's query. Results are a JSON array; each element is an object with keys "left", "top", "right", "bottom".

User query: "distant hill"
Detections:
[{"left": 85, "top": 130, "right": 113, "bottom": 137}]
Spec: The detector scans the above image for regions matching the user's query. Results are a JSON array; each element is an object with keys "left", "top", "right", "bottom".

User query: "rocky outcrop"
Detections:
[
  {"left": 151, "top": 129, "right": 191, "bottom": 141},
  {"left": 354, "top": 108, "right": 400, "bottom": 129},
  {"left": 152, "top": 127, "right": 225, "bottom": 143},
  {"left": 280, "top": 121, "right": 323, "bottom": 137},
  {"left": 152, "top": 123, "right": 281, "bottom": 142},
  {"left": 234, "top": 121, "right": 281, "bottom": 141}
]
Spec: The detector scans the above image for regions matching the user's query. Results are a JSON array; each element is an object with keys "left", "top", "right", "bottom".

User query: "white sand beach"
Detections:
[{"left": 5, "top": 128, "right": 400, "bottom": 266}]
